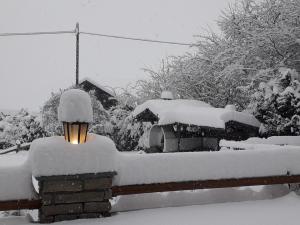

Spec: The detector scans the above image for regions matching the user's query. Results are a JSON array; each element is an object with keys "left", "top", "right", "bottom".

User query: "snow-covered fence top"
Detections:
[
  {"left": 114, "top": 147, "right": 300, "bottom": 186},
  {"left": 133, "top": 99, "right": 260, "bottom": 128},
  {"left": 27, "top": 134, "right": 300, "bottom": 186}
]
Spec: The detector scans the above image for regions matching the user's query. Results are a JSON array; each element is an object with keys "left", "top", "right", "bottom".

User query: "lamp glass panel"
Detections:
[
  {"left": 63, "top": 122, "right": 89, "bottom": 144},
  {"left": 79, "top": 123, "right": 88, "bottom": 144},
  {"left": 70, "top": 124, "right": 79, "bottom": 144},
  {"left": 63, "top": 123, "right": 69, "bottom": 141}
]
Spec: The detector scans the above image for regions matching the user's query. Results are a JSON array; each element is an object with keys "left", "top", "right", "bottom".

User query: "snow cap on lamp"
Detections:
[
  {"left": 58, "top": 89, "right": 93, "bottom": 144},
  {"left": 58, "top": 89, "right": 93, "bottom": 123}
]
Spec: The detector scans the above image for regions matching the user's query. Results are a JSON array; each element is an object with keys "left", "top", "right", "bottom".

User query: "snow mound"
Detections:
[
  {"left": 133, "top": 99, "right": 260, "bottom": 128},
  {"left": 58, "top": 89, "right": 93, "bottom": 123},
  {"left": 29, "top": 134, "right": 118, "bottom": 177},
  {"left": 0, "top": 153, "right": 36, "bottom": 201},
  {"left": 245, "top": 136, "right": 300, "bottom": 146},
  {"left": 114, "top": 148, "right": 300, "bottom": 186}
]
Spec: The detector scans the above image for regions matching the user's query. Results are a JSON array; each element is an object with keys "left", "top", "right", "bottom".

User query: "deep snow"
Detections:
[{"left": 29, "top": 135, "right": 118, "bottom": 177}]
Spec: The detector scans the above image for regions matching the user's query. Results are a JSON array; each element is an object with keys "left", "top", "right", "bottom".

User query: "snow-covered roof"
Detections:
[
  {"left": 133, "top": 99, "right": 260, "bottom": 129},
  {"left": 58, "top": 89, "right": 93, "bottom": 123},
  {"left": 80, "top": 77, "right": 115, "bottom": 97}
]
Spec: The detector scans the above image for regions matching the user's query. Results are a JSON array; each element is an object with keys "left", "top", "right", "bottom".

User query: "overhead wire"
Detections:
[
  {"left": 0, "top": 30, "right": 75, "bottom": 37},
  {"left": 0, "top": 29, "right": 196, "bottom": 47},
  {"left": 81, "top": 31, "right": 194, "bottom": 46}
]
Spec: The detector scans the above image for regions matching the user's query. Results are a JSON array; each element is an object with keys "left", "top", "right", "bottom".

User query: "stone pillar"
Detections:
[{"left": 37, "top": 172, "right": 116, "bottom": 223}]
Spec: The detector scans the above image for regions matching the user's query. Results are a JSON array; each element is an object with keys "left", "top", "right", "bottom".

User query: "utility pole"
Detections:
[{"left": 75, "top": 23, "right": 79, "bottom": 86}]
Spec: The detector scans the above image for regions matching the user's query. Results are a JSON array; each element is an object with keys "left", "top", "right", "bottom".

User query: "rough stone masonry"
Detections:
[{"left": 37, "top": 172, "right": 116, "bottom": 223}]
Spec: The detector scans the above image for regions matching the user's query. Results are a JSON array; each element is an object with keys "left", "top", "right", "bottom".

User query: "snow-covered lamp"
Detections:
[{"left": 58, "top": 89, "right": 93, "bottom": 144}]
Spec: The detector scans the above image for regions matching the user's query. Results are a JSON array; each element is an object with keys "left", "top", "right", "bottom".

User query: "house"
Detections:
[
  {"left": 133, "top": 93, "right": 260, "bottom": 153},
  {"left": 79, "top": 78, "right": 117, "bottom": 109}
]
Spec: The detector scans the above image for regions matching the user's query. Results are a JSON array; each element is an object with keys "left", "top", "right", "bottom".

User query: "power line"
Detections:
[
  {"left": 80, "top": 31, "right": 195, "bottom": 46},
  {"left": 0, "top": 30, "right": 74, "bottom": 37},
  {"left": 0, "top": 29, "right": 195, "bottom": 46}
]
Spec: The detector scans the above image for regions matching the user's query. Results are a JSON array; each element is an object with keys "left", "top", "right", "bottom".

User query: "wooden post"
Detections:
[
  {"left": 75, "top": 23, "right": 79, "bottom": 86},
  {"left": 16, "top": 140, "right": 21, "bottom": 153}
]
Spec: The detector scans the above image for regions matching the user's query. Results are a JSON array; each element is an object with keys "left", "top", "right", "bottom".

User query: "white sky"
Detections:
[{"left": 0, "top": 0, "right": 235, "bottom": 111}]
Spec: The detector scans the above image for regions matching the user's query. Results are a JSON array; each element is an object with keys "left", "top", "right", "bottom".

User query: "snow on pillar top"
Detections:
[
  {"left": 160, "top": 91, "right": 174, "bottom": 100},
  {"left": 58, "top": 89, "right": 93, "bottom": 123}
]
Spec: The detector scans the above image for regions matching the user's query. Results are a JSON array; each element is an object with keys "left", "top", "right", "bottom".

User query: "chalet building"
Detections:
[
  {"left": 79, "top": 78, "right": 117, "bottom": 109},
  {"left": 133, "top": 92, "right": 260, "bottom": 153}
]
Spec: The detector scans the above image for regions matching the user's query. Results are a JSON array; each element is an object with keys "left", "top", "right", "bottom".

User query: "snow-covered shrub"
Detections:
[
  {"left": 0, "top": 109, "right": 47, "bottom": 148},
  {"left": 249, "top": 68, "right": 300, "bottom": 136}
]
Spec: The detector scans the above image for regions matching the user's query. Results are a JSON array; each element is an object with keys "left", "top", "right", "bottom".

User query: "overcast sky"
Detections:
[{"left": 0, "top": 0, "right": 235, "bottom": 111}]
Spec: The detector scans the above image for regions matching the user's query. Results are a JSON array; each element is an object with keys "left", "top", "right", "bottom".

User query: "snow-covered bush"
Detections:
[
  {"left": 249, "top": 68, "right": 300, "bottom": 136},
  {"left": 0, "top": 109, "right": 47, "bottom": 149}
]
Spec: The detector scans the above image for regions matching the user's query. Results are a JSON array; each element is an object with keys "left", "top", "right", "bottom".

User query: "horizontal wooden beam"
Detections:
[
  {"left": 0, "top": 199, "right": 41, "bottom": 211},
  {"left": 112, "top": 174, "right": 300, "bottom": 196}
]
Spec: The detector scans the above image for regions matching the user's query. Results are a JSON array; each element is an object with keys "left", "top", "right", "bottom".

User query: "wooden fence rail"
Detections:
[
  {"left": 1, "top": 174, "right": 300, "bottom": 211},
  {"left": 0, "top": 199, "right": 41, "bottom": 211},
  {"left": 111, "top": 174, "right": 300, "bottom": 196}
]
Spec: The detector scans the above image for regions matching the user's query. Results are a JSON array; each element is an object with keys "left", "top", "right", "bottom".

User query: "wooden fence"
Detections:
[
  {"left": 111, "top": 174, "right": 300, "bottom": 196},
  {"left": 0, "top": 199, "right": 41, "bottom": 211},
  {"left": 1, "top": 173, "right": 300, "bottom": 211}
]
